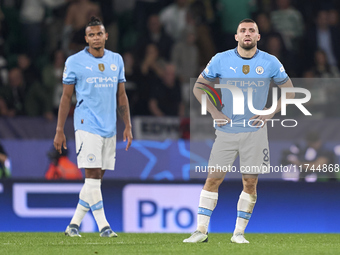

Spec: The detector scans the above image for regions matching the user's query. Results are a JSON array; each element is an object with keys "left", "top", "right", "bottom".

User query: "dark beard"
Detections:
[
  {"left": 240, "top": 41, "right": 256, "bottom": 50},
  {"left": 93, "top": 46, "right": 102, "bottom": 51}
]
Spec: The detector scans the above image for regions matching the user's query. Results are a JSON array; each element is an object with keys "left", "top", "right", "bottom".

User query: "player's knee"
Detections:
[
  {"left": 85, "top": 168, "right": 102, "bottom": 179},
  {"left": 242, "top": 178, "right": 257, "bottom": 193},
  {"left": 204, "top": 178, "right": 223, "bottom": 192}
]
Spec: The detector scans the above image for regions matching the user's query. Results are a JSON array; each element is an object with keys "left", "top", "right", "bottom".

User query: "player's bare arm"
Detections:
[
  {"left": 250, "top": 79, "right": 295, "bottom": 127},
  {"left": 194, "top": 74, "right": 230, "bottom": 126},
  {"left": 54, "top": 84, "right": 75, "bottom": 154},
  {"left": 117, "top": 82, "right": 133, "bottom": 151}
]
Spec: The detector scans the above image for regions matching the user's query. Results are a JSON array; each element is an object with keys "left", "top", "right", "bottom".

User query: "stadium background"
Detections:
[{"left": 0, "top": 0, "right": 340, "bottom": 233}]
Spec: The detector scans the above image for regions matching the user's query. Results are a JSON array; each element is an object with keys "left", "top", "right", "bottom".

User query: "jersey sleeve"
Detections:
[
  {"left": 271, "top": 56, "right": 289, "bottom": 85},
  {"left": 118, "top": 54, "right": 126, "bottom": 83},
  {"left": 62, "top": 57, "right": 77, "bottom": 85},
  {"left": 201, "top": 54, "right": 220, "bottom": 81}
]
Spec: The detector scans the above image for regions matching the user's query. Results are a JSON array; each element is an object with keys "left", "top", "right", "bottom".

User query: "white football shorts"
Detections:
[
  {"left": 208, "top": 125, "right": 270, "bottom": 177},
  {"left": 75, "top": 130, "right": 116, "bottom": 170}
]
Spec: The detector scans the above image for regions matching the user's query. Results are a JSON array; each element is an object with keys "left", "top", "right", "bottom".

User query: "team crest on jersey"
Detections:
[
  {"left": 98, "top": 63, "right": 105, "bottom": 72},
  {"left": 256, "top": 66, "right": 264, "bottom": 74},
  {"left": 87, "top": 154, "right": 96, "bottom": 163},
  {"left": 110, "top": 64, "right": 117, "bottom": 71},
  {"left": 242, "top": 65, "right": 250, "bottom": 74}
]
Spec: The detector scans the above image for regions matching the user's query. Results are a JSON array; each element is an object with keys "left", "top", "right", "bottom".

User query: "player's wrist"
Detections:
[
  {"left": 210, "top": 109, "right": 220, "bottom": 118},
  {"left": 56, "top": 127, "right": 64, "bottom": 133}
]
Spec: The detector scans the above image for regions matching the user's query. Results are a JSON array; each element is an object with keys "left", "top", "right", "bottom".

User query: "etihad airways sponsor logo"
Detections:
[
  {"left": 225, "top": 80, "right": 265, "bottom": 87},
  {"left": 86, "top": 76, "right": 118, "bottom": 83}
]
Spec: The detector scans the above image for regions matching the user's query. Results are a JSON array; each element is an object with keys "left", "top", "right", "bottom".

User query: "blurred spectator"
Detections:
[
  {"left": 266, "top": 35, "right": 296, "bottom": 77},
  {"left": 20, "top": 0, "right": 66, "bottom": 58},
  {"left": 311, "top": 49, "right": 340, "bottom": 117},
  {"left": 1, "top": 4, "right": 23, "bottom": 57},
  {"left": 134, "top": 14, "right": 173, "bottom": 62},
  {"left": 0, "top": 142, "right": 11, "bottom": 179},
  {"left": 123, "top": 51, "right": 141, "bottom": 115},
  {"left": 270, "top": 0, "right": 304, "bottom": 51},
  {"left": 46, "top": 2, "right": 69, "bottom": 54},
  {"left": 305, "top": 10, "right": 340, "bottom": 70},
  {"left": 171, "top": 28, "right": 198, "bottom": 84},
  {"left": 160, "top": 0, "right": 189, "bottom": 41},
  {"left": 15, "top": 53, "right": 55, "bottom": 119},
  {"left": 311, "top": 49, "right": 340, "bottom": 78},
  {"left": 329, "top": 9, "right": 339, "bottom": 28},
  {"left": 140, "top": 44, "right": 166, "bottom": 79},
  {"left": 284, "top": 131, "right": 338, "bottom": 182},
  {"left": 256, "top": 12, "right": 299, "bottom": 75},
  {"left": 187, "top": 2, "right": 216, "bottom": 69},
  {"left": 255, "top": 12, "right": 285, "bottom": 52},
  {"left": 133, "top": 0, "right": 168, "bottom": 32},
  {"left": 0, "top": 8, "right": 8, "bottom": 56},
  {"left": 21, "top": 52, "right": 56, "bottom": 119},
  {"left": 149, "top": 64, "right": 184, "bottom": 116},
  {"left": 0, "top": 54, "right": 8, "bottom": 87},
  {"left": 296, "top": 70, "right": 327, "bottom": 118},
  {"left": 25, "top": 84, "right": 55, "bottom": 120},
  {"left": 171, "top": 27, "right": 198, "bottom": 111},
  {"left": 17, "top": 54, "right": 40, "bottom": 91},
  {"left": 0, "top": 68, "right": 26, "bottom": 116},
  {"left": 42, "top": 50, "right": 67, "bottom": 114},
  {"left": 266, "top": 35, "right": 281, "bottom": 54},
  {"left": 188, "top": 0, "right": 215, "bottom": 24},
  {"left": 45, "top": 146, "right": 82, "bottom": 180},
  {"left": 216, "top": 0, "right": 257, "bottom": 51},
  {"left": 62, "top": 0, "right": 101, "bottom": 55},
  {"left": 135, "top": 44, "right": 166, "bottom": 115}
]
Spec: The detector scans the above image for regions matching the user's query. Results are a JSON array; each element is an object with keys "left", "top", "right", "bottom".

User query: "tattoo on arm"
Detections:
[{"left": 118, "top": 105, "right": 127, "bottom": 117}]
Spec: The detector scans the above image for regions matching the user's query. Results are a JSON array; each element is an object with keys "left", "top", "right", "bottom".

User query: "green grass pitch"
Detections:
[{"left": 0, "top": 233, "right": 339, "bottom": 255}]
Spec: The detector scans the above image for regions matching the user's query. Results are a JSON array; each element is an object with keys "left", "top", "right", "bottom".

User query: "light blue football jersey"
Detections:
[
  {"left": 202, "top": 48, "right": 289, "bottom": 133},
  {"left": 63, "top": 47, "right": 126, "bottom": 137}
]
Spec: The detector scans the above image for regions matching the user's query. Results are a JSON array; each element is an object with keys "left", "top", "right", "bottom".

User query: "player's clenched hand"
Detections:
[
  {"left": 211, "top": 111, "right": 231, "bottom": 127},
  {"left": 250, "top": 108, "right": 275, "bottom": 128},
  {"left": 123, "top": 127, "right": 133, "bottom": 151},
  {"left": 54, "top": 130, "right": 67, "bottom": 154}
]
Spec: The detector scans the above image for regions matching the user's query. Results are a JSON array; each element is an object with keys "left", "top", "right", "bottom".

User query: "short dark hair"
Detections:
[
  {"left": 86, "top": 16, "right": 104, "bottom": 29},
  {"left": 237, "top": 18, "right": 259, "bottom": 33},
  {"left": 239, "top": 18, "right": 256, "bottom": 25}
]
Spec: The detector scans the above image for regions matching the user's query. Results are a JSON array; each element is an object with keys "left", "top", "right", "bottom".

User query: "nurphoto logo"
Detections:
[{"left": 199, "top": 83, "right": 312, "bottom": 128}]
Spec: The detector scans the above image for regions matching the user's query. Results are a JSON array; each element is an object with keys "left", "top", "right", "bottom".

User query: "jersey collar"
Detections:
[
  {"left": 84, "top": 47, "right": 106, "bottom": 58},
  {"left": 234, "top": 47, "right": 259, "bottom": 60}
]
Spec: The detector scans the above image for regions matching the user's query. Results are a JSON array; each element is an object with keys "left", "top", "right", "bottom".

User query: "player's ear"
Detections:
[
  {"left": 257, "top": 34, "right": 261, "bottom": 41},
  {"left": 85, "top": 35, "right": 88, "bottom": 43},
  {"left": 105, "top": 32, "right": 108, "bottom": 40},
  {"left": 235, "top": 34, "right": 239, "bottom": 42}
]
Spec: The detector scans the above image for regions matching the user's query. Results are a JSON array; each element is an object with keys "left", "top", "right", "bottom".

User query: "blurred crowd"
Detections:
[{"left": 0, "top": 0, "right": 339, "bottom": 119}]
